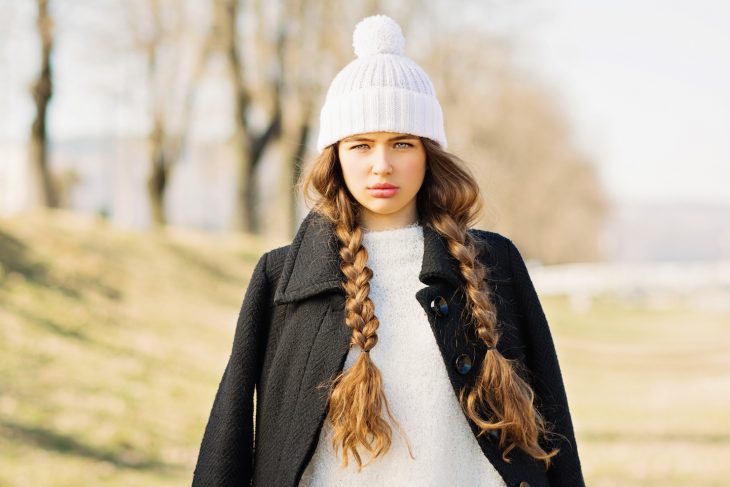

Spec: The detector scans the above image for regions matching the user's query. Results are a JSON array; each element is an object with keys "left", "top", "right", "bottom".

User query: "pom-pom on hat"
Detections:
[{"left": 316, "top": 14, "right": 448, "bottom": 152}]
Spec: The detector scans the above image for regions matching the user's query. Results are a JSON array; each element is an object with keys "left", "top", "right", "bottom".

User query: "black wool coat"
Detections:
[{"left": 192, "top": 210, "right": 585, "bottom": 487}]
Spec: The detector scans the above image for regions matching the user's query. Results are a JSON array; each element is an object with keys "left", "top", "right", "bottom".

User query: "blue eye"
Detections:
[{"left": 349, "top": 142, "right": 413, "bottom": 150}]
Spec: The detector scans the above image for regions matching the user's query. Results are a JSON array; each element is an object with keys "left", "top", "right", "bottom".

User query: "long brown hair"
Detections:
[{"left": 299, "top": 137, "right": 560, "bottom": 471}]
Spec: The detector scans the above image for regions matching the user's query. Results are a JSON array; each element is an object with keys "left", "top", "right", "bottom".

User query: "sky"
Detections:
[
  {"left": 1, "top": 0, "right": 729, "bottom": 206},
  {"left": 503, "top": 0, "right": 730, "bottom": 206}
]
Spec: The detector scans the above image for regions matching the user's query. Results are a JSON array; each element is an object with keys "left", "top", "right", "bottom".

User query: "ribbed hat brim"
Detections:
[{"left": 316, "top": 87, "right": 447, "bottom": 151}]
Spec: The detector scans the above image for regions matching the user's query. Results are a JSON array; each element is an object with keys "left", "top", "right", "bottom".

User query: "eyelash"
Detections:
[{"left": 350, "top": 142, "right": 413, "bottom": 150}]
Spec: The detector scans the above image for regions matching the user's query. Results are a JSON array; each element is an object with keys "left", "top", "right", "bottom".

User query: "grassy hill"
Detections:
[
  {"left": 0, "top": 209, "right": 273, "bottom": 486},
  {"left": 1, "top": 209, "right": 728, "bottom": 486}
]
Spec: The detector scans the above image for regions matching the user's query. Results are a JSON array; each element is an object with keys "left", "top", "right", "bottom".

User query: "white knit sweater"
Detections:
[{"left": 298, "top": 224, "right": 507, "bottom": 487}]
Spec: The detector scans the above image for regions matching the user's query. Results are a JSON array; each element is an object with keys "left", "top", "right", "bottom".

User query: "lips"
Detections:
[{"left": 367, "top": 182, "right": 399, "bottom": 198}]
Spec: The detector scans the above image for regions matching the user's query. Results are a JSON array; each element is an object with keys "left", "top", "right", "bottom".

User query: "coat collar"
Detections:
[{"left": 273, "top": 210, "right": 464, "bottom": 304}]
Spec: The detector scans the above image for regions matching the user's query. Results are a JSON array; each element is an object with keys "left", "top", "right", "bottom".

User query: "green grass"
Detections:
[{"left": 1, "top": 209, "right": 728, "bottom": 486}]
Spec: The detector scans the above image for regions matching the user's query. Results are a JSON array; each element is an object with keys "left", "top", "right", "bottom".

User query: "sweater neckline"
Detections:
[
  {"left": 361, "top": 224, "right": 424, "bottom": 269},
  {"left": 362, "top": 222, "right": 421, "bottom": 234}
]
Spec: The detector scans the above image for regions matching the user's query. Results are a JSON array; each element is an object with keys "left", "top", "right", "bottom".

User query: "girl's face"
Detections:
[{"left": 337, "top": 131, "right": 427, "bottom": 231}]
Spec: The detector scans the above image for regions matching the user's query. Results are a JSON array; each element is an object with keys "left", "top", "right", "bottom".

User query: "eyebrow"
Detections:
[{"left": 342, "top": 135, "right": 418, "bottom": 143}]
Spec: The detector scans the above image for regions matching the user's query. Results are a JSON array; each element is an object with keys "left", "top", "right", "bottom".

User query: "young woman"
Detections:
[{"left": 193, "top": 14, "right": 585, "bottom": 487}]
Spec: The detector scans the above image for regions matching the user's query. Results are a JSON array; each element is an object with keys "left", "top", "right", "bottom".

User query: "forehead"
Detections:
[{"left": 341, "top": 132, "right": 419, "bottom": 142}]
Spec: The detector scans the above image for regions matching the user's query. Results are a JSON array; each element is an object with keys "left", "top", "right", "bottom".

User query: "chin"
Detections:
[{"left": 363, "top": 202, "right": 403, "bottom": 215}]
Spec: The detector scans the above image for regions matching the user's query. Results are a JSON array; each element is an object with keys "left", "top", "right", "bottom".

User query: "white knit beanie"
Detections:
[{"left": 316, "top": 14, "right": 448, "bottom": 152}]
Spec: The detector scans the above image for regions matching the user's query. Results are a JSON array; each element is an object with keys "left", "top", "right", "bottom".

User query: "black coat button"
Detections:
[
  {"left": 518, "top": 482, "right": 531, "bottom": 487},
  {"left": 430, "top": 296, "right": 448, "bottom": 317},
  {"left": 454, "top": 354, "right": 472, "bottom": 374}
]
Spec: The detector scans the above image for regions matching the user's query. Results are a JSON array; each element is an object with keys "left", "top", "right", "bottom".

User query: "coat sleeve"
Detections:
[
  {"left": 192, "top": 252, "right": 271, "bottom": 487},
  {"left": 506, "top": 239, "right": 586, "bottom": 487}
]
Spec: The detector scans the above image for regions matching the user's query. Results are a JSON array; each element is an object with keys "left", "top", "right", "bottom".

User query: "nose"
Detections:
[{"left": 371, "top": 147, "right": 392, "bottom": 175}]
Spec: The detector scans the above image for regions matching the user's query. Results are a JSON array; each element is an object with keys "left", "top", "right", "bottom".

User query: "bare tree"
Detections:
[
  {"left": 28, "top": 0, "right": 58, "bottom": 208},
  {"left": 123, "top": 0, "right": 214, "bottom": 227},
  {"left": 212, "top": 0, "right": 282, "bottom": 233},
  {"left": 272, "top": 0, "right": 332, "bottom": 237}
]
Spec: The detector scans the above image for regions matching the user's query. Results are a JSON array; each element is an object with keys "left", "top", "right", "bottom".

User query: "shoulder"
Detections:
[
  {"left": 256, "top": 244, "right": 290, "bottom": 290},
  {"left": 241, "top": 245, "right": 292, "bottom": 308},
  {"left": 467, "top": 227, "right": 518, "bottom": 264},
  {"left": 263, "top": 244, "right": 290, "bottom": 271},
  {"left": 468, "top": 228, "right": 513, "bottom": 248},
  {"left": 467, "top": 228, "right": 527, "bottom": 285}
]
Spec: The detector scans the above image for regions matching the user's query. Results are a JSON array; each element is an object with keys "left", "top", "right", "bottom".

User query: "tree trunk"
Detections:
[
  {"left": 230, "top": 123, "right": 252, "bottom": 232},
  {"left": 221, "top": 0, "right": 252, "bottom": 233},
  {"left": 224, "top": 0, "right": 284, "bottom": 234},
  {"left": 29, "top": 0, "right": 57, "bottom": 208},
  {"left": 140, "top": 0, "right": 213, "bottom": 228},
  {"left": 146, "top": 120, "right": 167, "bottom": 227}
]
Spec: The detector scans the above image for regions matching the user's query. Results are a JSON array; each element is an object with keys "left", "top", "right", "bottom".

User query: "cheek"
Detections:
[
  {"left": 402, "top": 155, "right": 427, "bottom": 187},
  {"left": 337, "top": 151, "right": 352, "bottom": 186},
  {"left": 338, "top": 160, "right": 366, "bottom": 193}
]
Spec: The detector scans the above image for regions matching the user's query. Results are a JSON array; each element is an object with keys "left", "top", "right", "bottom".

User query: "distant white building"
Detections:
[{"left": 530, "top": 260, "right": 730, "bottom": 312}]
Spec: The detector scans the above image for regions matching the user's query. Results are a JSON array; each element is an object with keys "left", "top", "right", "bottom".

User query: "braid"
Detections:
[
  {"left": 324, "top": 187, "right": 412, "bottom": 471},
  {"left": 433, "top": 213, "right": 559, "bottom": 466}
]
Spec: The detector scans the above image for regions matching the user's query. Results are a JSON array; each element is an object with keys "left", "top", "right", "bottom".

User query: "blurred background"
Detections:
[{"left": 1, "top": 0, "right": 728, "bottom": 485}]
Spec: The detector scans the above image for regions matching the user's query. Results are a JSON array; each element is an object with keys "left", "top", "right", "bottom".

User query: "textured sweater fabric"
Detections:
[{"left": 298, "top": 224, "right": 507, "bottom": 487}]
